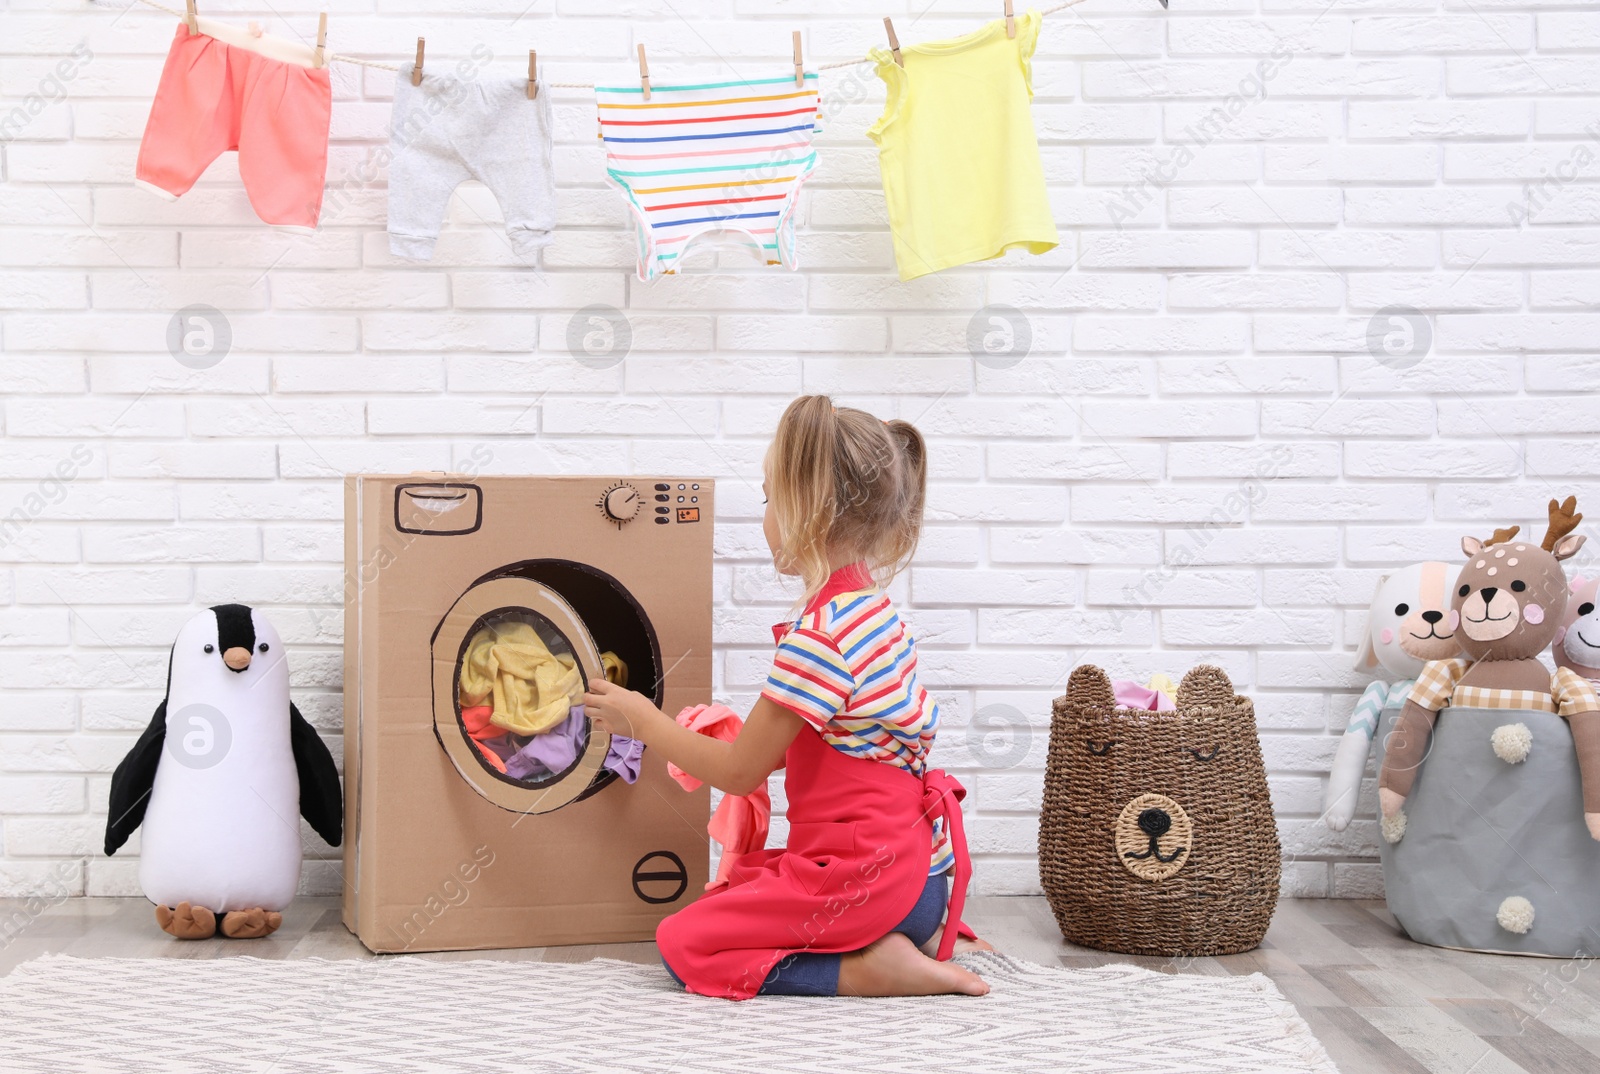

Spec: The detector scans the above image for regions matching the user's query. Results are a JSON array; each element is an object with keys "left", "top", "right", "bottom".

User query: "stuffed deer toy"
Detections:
[
  {"left": 1323, "top": 562, "right": 1461, "bottom": 831},
  {"left": 1378, "top": 498, "right": 1600, "bottom": 842}
]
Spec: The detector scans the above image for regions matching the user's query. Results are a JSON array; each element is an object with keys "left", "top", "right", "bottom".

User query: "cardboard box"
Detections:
[{"left": 342, "top": 475, "right": 712, "bottom": 953}]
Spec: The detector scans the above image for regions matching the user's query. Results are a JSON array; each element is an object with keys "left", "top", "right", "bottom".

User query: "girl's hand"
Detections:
[{"left": 582, "top": 679, "right": 664, "bottom": 741}]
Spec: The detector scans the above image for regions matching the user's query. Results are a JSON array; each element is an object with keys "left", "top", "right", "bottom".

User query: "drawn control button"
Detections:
[{"left": 632, "top": 851, "right": 689, "bottom": 904}]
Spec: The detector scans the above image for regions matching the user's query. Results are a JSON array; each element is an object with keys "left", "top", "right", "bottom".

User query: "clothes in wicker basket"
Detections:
[{"left": 1038, "top": 664, "right": 1281, "bottom": 957}]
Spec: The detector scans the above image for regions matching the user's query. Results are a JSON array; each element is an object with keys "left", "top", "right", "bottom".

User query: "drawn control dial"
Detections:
[{"left": 598, "top": 482, "right": 642, "bottom": 527}]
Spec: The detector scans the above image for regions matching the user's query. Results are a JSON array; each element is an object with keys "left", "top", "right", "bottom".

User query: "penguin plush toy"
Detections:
[{"left": 104, "top": 604, "right": 342, "bottom": 939}]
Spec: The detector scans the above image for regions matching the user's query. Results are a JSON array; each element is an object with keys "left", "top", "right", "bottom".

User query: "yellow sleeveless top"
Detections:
[{"left": 867, "top": 10, "right": 1059, "bottom": 281}]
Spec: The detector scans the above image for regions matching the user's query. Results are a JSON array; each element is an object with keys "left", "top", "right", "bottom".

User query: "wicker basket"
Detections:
[{"left": 1039, "top": 664, "right": 1280, "bottom": 957}]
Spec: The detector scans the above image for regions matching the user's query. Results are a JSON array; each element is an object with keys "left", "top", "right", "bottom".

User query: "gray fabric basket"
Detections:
[{"left": 1374, "top": 703, "right": 1600, "bottom": 957}]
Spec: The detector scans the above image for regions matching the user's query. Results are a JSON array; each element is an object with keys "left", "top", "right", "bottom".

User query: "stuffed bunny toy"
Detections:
[{"left": 1323, "top": 562, "right": 1461, "bottom": 831}]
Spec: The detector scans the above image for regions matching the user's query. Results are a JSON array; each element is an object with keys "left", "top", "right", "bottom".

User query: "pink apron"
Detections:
[{"left": 655, "top": 722, "right": 973, "bottom": 1000}]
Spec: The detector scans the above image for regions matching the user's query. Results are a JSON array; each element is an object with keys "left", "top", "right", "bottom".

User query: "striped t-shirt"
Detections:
[
  {"left": 594, "top": 73, "right": 821, "bottom": 281},
  {"left": 762, "top": 563, "right": 952, "bottom": 875}
]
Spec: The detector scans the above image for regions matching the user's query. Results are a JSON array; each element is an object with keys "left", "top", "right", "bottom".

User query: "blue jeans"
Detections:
[{"left": 663, "top": 869, "right": 949, "bottom": 997}]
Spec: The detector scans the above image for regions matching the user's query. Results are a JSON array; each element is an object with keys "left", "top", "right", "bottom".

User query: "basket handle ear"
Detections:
[
  {"left": 1065, "top": 664, "right": 1117, "bottom": 709},
  {"left": 1177, "top": 665, "right": 1234, "bottom": 708}
]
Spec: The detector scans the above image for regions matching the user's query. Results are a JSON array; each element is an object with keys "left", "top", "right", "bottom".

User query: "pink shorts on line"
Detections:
[{"left": 135, "top": 24, "right": 332, "bottom": 232}]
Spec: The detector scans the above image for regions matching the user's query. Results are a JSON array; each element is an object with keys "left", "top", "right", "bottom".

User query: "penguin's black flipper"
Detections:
[
  {"left": 290, "top": 702, "right": 343, "bottom": 847},
  {"left": 105, "top": 700, "right": 167, "bottom": 856}
]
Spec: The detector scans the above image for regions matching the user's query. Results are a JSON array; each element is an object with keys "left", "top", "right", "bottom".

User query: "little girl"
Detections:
[{"left": 583, "top": 396, "right": 990, "bottom": 1000}]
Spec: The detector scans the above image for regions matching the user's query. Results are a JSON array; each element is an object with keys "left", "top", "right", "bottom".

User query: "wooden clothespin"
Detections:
[
  {"left": 527, "top": 50, "right": 538, "bottom": 100},
  {"left": 637, "top": 43, "right": 651, "bottom": 101},
  {"left": 314, "top": 13, "right": 327, "bottom": 69},
  {"left": 792, "top": 31, "right": 804, "bottom": 89},
  {"left": 412, "top": 37, "right": 424, "bottom": 87},
  {"left": 184, "top": 0, "right": 198, "bottom": 34},
  {"left": 1005, "top": 1, "right": 1016, "bottom": 38},
  {"left": 883, "top": 17, "right": 903, "bottom": 67}
]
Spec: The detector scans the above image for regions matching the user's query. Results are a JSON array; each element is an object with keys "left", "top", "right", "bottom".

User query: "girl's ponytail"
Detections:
[
  {"left": 886, "top": 419, "right": 926, "bottom": 515},
  {"left": 880, "top": 419, "right": 927, "bottom": 577}
]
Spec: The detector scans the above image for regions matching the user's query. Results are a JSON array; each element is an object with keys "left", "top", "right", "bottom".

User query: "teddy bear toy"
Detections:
[
  {"left": 1323, "top": 561, "right": 1461, "bottom": 831},
  {"left": 1372, "top": 498, "right": 1600, "bottom": 955}
]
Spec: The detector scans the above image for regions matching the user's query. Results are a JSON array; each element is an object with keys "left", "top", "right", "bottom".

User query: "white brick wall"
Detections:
[{"left": 2, "top": 0, "right": 1597, "bottom": 904}]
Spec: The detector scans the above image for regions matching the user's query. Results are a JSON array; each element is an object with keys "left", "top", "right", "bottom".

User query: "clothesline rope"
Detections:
[{"left": 120, "top": 0, "right": 1094, "bottom": 82}]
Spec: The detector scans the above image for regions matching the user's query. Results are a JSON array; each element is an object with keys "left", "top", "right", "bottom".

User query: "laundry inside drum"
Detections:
[
  {"left": 455, "top": 609, "right": 630, "bottom": 788},
  {"left": 457, "top": 610, "right": 586, "bottom": 786}
]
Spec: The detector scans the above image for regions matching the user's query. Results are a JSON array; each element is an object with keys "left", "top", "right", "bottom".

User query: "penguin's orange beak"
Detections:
[{"left": 222, "top": 647, "right": 253, "bottom": 672}]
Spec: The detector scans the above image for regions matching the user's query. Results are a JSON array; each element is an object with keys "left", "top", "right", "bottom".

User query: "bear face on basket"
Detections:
[{"left": 1038, "top": 664, "right": 1281, "bottom": 958}]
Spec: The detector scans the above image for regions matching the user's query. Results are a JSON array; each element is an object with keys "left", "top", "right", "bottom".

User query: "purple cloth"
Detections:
[
  {"left": 495, "top": 703, "right": 647, "bottom": 784},
  {"left": 604, "top": 735, "right": 644, "bottom": 783},
  {"left": 504, "top": 705, "right": 585, "bottom": 780},
  {"left": 479, "top": 735, "right": 519, "bottom": 762}
]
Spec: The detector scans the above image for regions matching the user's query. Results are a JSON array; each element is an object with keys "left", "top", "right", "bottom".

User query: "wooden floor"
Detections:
[{"left": 4, "top": 895, "right": 1598, "bottom": 1073}]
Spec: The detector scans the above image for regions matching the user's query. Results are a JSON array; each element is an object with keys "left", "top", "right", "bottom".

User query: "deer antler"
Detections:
[
  {"left": 1484, "top": 525, "right": 1520, "bottom": 547},
  {"left": 1543, "top": 496, "right": 1583, "bottom": 552}
]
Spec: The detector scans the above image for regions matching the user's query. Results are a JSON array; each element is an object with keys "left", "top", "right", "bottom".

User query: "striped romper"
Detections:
[{"left": 594, "top": 73, "right": 820, "bottom": 281}]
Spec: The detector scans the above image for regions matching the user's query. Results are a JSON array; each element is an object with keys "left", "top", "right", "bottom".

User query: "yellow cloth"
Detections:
[
  {"left": 866, "top": 10, "right": 1058, "bottom": 281},
  {"left": 1146, "top": 673, "right": 1178, "bottom": 707},
  {"left": 459, "top": 622, "right": 583, "bottom": 736},
  {"left": 600, "top": 651, "right": 628, "bottom": 689}
]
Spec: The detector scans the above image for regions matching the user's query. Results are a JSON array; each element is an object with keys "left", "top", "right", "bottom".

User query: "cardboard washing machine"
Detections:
[{"left": 341, "top": 475, "right": 713, "bottom": 953}]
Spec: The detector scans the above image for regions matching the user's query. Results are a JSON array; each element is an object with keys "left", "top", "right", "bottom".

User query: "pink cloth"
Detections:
[
  {"left": 460, "top": 704, "right": 501, "bottom": 742},
  {"left": 1113, "top": 680, "right": 1175, "bottom": 712},
  {"left": 669, "top": 704, "right": 772, "bottom": 889},
  {"left": 137, "top": 25, "right": 332, "bottom": 230}
]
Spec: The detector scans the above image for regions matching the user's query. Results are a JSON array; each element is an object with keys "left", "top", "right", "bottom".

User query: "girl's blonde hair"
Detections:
[{"left": 764, "top": 395, "right": 928, "bottom": 601}]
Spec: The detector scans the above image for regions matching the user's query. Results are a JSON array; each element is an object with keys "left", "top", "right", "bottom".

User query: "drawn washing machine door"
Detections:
[{"left": 432, "top": 576, "right": 608, "bottom": 815}]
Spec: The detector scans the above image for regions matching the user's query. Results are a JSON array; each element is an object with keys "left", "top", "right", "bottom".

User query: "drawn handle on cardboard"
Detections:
[{"left": 395, "top": 483, "right": 484, "bottom": 536}]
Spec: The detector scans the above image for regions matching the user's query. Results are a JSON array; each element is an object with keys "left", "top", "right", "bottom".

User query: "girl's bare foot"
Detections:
[
  {"left": 837, "top": 932, "right": 990, "bottom": 997},
  {"left": 922, "top": 925, "right": 995, "bottom": 956}
]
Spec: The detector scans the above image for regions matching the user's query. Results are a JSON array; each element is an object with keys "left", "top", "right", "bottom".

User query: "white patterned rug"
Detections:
[{"left": 0, "top": 951, "right": 1338, "bottom": 1073}]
